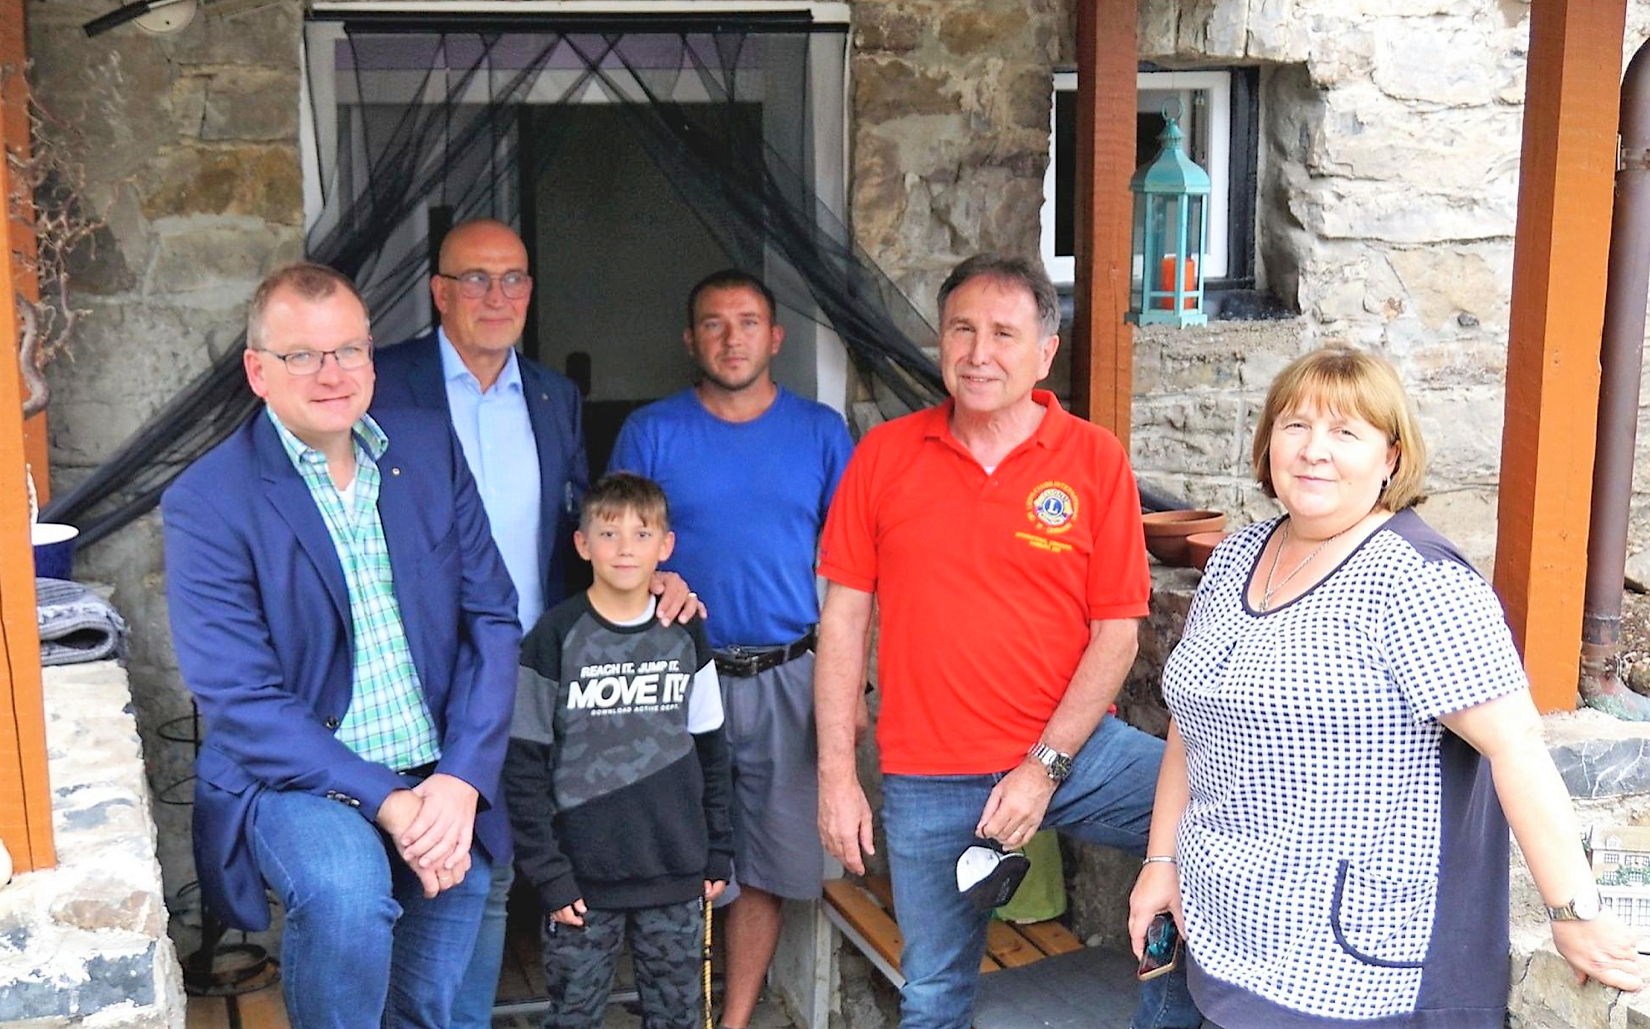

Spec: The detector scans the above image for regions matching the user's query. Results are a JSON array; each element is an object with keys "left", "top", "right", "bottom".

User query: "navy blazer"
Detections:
[
  {"left": 372, "top": 333, "right": 589, "bottom": 609},
  {"left": 162, "top": 407, "right": 521, "bottom": 930}
]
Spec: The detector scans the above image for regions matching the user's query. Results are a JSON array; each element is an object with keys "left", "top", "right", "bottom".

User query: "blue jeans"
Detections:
[
  {"left": 249, "top": 786, "right": 491, "bottom": 1029},
  {"left": 450, "top": 856, "right": 515, "bottom": 1028},
  {"left": 881, "top": 717, "right": 1200, "bottom": 1029}
]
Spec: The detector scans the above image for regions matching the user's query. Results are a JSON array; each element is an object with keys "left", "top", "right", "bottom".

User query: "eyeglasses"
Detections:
[
  {"left": 256, "top": 341, "right": 374, "bottom": 376},
  {"left": 437, "top": 270, "right": 533, "bottom": 300}
]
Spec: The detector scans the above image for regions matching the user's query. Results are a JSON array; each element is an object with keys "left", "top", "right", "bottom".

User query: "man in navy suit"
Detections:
[
  {"left": 372, "top": 219, "right": 699, "bottom": 1026},
  {"left": 163, "top": 262, "right": 520, "bottom": 1029}
]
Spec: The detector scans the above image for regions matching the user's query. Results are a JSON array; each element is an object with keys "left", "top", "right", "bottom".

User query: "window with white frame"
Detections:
[{"left": 1042, "top": 67, "right": 1253, "bottom": 289}]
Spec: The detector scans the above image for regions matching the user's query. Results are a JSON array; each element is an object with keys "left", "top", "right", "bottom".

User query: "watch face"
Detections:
[{"left": 1574, "top": 887, "right": 1602, "bottom": 921}]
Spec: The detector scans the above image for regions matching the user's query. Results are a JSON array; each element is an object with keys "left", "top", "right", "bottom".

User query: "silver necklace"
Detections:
[{"left": 1259, "top": 520, "right": 1349, "bottom": 612}]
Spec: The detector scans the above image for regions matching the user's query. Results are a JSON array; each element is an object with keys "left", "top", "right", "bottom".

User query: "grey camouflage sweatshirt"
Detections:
[{"left": 504, "top": 594, "right": 733, "bottom": 911}]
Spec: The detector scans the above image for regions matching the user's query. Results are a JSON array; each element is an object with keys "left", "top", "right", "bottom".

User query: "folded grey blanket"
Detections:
[{"left": 36, "top": 577, "right": 129, "bottom": 667}]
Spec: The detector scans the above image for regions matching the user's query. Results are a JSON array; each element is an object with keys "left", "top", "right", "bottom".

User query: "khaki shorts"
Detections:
[{"left": 716, "top": 651, "right": 824, "bottom": 903}]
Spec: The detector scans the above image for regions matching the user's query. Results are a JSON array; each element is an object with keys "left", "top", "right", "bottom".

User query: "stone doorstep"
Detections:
[{"left": 0, "top": 661, "right": 184, "bottom": 1028}]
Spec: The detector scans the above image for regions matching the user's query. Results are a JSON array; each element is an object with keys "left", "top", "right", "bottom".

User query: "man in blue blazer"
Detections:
[
  {"left": 163, "top": 262, "right": 520, "bottom": 1029},
  {"left": 372, "top": 219, "right": 588, "bottom": 619},
  {"left": 372, "top": 218, "right": 698, "bottom": 1027}
]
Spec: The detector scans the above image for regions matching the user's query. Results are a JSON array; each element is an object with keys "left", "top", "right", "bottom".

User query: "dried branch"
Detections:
[{"left": 3, "top": 63, "right": 106, "bottom": 418}]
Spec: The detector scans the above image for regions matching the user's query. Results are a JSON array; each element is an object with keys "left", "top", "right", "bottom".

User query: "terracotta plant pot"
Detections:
[
  {"left": 1186, "top": 530, "right": 1231, "bottom": 571},
  {"left": 1141, "top": 510, "right": 1226, "bottom": 566}
]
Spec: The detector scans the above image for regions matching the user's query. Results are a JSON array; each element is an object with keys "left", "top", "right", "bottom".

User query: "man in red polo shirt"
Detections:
[{"left": 813, "top": 254, "right": 1201, "bottom": 1029}]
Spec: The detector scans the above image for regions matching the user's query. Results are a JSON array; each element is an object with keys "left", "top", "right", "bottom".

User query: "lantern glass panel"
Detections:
[
  {"left": 1183, "top": 194, "right": 1205, "bottom": 291},
  {"left": 1146, "top": 196, "right": 1181, "bottom": 303},
  {"left": 1130, "top": 194, "right": 1147, "bottom": 313}
]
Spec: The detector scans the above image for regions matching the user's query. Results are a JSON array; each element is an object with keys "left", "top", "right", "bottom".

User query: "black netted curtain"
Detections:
[{"left": 47, "top": 17, "right": 944, "bottom": 545}]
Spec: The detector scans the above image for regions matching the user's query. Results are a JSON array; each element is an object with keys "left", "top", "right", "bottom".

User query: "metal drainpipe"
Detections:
[{"left": 1580, "top": 38, "right": 1650, "bottom": 719}]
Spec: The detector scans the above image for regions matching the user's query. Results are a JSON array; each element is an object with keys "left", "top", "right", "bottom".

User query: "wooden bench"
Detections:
[{"left": 822, "top": 875, "right": 1084, "bottom": 989}]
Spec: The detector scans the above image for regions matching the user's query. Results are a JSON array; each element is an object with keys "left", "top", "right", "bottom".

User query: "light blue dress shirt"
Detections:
[{"left": 438, "top": 328, "right": 545, "bottom": 630}]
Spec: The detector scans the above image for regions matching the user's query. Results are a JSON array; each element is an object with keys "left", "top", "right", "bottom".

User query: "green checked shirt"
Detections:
[{"left": 269, "top": 409, "right": 441, "bottom": 770}]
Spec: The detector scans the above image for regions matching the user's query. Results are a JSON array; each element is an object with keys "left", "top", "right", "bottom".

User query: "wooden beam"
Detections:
[
  {"left": 1070, "top": 0, "right": 1136, "bottom": 447},
  {"left": 0, "top": 93, "right": 53, "bottom": 872},
  {"left": 1495, "top": 0, "right": 1627, "bottom": 713}
]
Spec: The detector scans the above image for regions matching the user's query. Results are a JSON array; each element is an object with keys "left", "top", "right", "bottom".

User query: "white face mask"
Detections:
[{"left": 956, "top": 843, "right": 1030, "bottom": 911}]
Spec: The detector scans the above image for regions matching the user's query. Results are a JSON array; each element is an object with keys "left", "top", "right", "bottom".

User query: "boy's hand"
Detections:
[
  {"left": 653, "top": 571, "right": 707, "bottom": 624},
  {"left": 704, "top": 879, "right": 727, "bottom": 903},
  {"left": 552, "top": 898, "right": 588, "bottom": 927}
]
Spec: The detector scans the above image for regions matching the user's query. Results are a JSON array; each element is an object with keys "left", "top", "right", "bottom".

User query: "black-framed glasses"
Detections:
[
  {"left": 437, "top": 270, "right": 533, "bottom": 300},
  {"left": 256, "top": 341, "right": 374, "bottom": 376}
]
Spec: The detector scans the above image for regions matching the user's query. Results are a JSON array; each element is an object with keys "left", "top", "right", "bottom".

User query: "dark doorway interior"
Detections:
[{"left": 518, "top": 102, "right": 765, "bottom": 482}]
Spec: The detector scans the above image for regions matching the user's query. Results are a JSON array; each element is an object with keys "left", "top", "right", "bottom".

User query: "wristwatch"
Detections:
[
  {"left": 1546, "top": 885, "right": 1602, "bottom": 922},
  {"left": 1027, "top": 741, "right": 1074, "bottom": 783}
]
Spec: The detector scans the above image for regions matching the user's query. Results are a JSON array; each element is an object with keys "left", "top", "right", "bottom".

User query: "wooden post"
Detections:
[
  {"left": 1495, "top": 0, "right": 1627, "bottom": 713},
  {"left": 1070, "top": 0, "right": 1136, "bottom": 448},
  {"left": 0, "top": 116, "right": 54, "bottom": 873}
]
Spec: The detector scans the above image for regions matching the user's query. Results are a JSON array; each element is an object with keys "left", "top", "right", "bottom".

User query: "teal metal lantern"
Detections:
[{"left": 1127, "top": 102, "right": 1211, "bottom": 327}]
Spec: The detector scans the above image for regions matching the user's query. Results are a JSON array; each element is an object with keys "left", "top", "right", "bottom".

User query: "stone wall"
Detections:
[
  {"left": 849, "top": 0, "right": 1064, "bottom": 314},
  {"left": 0, "top": 661, "right": 184, "bottom": 1028}
]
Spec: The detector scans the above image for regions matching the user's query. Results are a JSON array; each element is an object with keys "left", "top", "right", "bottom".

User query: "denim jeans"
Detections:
[
  {"left": 248, "top": 786, "right": 491, "bottom": 1029},
  {"left": 881, "top": 717, "right": 1200, "bottom": 1029},
  {"left": 449, "top": 857, "right": 515, "bottom": 1029}
]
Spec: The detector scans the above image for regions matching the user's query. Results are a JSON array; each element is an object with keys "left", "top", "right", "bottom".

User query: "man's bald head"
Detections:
[{"left": 437, "top": 218, "right": 522, "bottom": 272}]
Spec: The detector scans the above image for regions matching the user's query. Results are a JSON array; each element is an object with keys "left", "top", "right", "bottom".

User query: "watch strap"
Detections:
[
  {"left": 1547, "top": 884, "right": 1600, "bottom": 921},
  {"left": 1027, "top": 741, "right": 1073, "bottom": 782},
  {"left": 1545, "top": 899, "right": 1581, "bottom": 921}
]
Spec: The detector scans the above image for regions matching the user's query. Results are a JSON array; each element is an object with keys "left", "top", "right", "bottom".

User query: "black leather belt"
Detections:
[{"left": 714, "top": 628, "right": 817, "bottom": 678}]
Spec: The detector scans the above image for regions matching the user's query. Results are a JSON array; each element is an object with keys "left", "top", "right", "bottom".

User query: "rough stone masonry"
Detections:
[{"left": 0, "top": 661, "right": 183, "bottom": 1028}]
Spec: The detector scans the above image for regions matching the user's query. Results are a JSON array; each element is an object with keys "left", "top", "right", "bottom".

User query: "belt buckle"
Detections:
[{"left": 718, "top": 646, "right": 759, "bottom": 678}]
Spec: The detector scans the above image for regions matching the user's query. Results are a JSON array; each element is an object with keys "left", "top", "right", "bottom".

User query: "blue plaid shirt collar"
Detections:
[{"left": 267, "top": 408, "right": 389, "bottom": 469}]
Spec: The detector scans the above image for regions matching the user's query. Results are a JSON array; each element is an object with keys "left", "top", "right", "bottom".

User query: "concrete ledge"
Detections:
[{"left": 0, "top": 661, "right": 184, "bottom": 1028}]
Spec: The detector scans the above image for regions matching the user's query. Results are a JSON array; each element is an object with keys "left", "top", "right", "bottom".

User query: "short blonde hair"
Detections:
[
  {"left": 1251, "top": 346, "right": 1428, "bottom": 511},
  {"left": 247, "top": 262, "right": 366, "bottom": 351},
  {"left": 579, "top": 472, "right": 670, "bottom": 532}
]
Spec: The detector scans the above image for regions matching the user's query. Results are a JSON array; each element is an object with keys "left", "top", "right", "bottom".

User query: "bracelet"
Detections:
[{"left": 1141, "top": 855, "right": 1177, "bottom": 866}]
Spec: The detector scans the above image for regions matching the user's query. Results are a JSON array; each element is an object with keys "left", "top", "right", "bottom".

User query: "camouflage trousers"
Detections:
[{"left": 541, "top": 898, "right": 705, "bottom": 1029}]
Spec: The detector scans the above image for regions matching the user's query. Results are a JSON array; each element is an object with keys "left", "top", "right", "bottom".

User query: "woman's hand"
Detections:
[
  {"left": 1551, "top": 912, "right": 1645, "bottom": 991},
  {"left": 1127, "top": 860, "right": 1183, "bottom": 960}
]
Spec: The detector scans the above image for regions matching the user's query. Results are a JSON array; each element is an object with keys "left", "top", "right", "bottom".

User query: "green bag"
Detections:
[{"left": 994, "top": 829, "right": 1066, "bottom": 923}]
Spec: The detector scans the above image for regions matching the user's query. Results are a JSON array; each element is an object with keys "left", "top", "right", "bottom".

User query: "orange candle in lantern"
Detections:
[{"left": 1155, "top": 255, "right": 1198, "bottom": 310}]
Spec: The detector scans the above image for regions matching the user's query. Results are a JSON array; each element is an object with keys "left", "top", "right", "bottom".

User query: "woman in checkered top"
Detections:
[{"left": 1127, "top": 347, "right": 1641, "bottom": 1028}]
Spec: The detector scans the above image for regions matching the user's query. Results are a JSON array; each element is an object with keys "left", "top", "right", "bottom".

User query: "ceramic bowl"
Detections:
[
  {"left": 1186, "top": 530, "right": 1231, "bottom": 571},
  {"left": 1141, "top": 510, "right": 1226, "bottom": 566}
]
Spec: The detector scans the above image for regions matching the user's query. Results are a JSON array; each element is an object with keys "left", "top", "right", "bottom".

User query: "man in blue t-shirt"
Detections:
[{"left": 608, "top": 270, "right": 856, "bottom": 1029}]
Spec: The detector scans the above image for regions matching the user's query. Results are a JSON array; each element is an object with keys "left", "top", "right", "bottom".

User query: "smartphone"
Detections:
[{"left": 1137, "top": 911, "right": 1182, "bottom": 981}]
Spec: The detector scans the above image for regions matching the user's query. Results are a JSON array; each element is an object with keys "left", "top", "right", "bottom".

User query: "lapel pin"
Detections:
[{"left": 391, "top": 467, "right": 401, "bottom": 476}]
